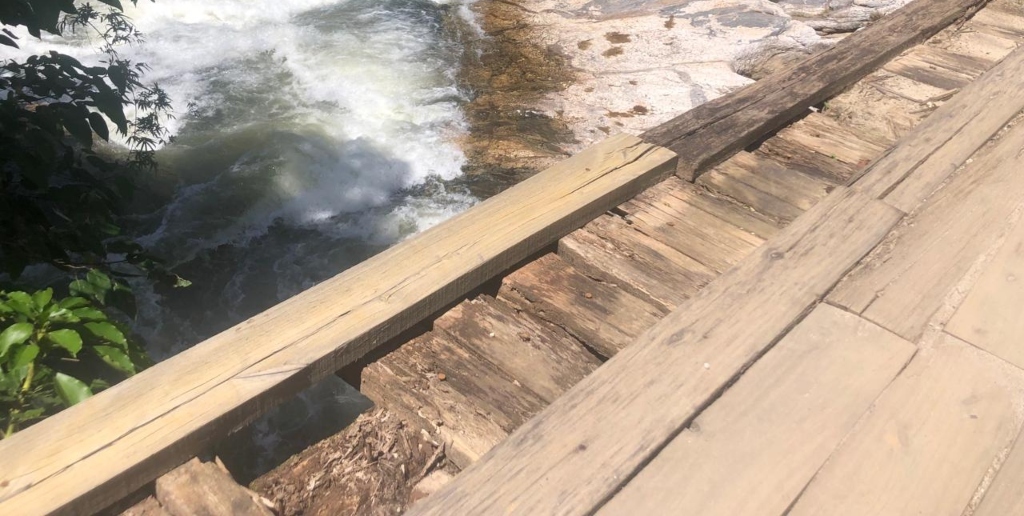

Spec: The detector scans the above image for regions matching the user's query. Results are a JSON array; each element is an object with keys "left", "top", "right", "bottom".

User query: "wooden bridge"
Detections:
[{"left": 4, "top": 0, "right": 1024, "bottom": 513}]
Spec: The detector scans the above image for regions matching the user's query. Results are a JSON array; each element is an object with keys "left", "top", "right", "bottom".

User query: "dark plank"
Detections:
[
  {"left": 498, "top": 253, "right": 664, "bottom": 359},
  {"left": 641, "top": 0, "right": 987, "bottom": 180},
  {"left": 558, "top": 214, "right": 716, "bottom": 311},
  {"left": 433, "top": 296, "right": 601, "bottom": 403}
]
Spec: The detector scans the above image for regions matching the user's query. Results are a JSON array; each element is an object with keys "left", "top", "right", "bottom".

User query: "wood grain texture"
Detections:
[
  {"left": 773, "top": 113, "right": 887, "bottom": 170},
  {"left": 640, "top": 0, "right": 987, "bottom": 180},
  {"left": 409, "top": 186, "right": 903, "bottom": 516},
  {"left": 362, "top": 331, "right": 546, "bottom": 468},
  {"left": 831, "top": 119, "right": 1024, "bottom": 341},
  {"left": 154, "top": 458, "right": 271, "bottom": 516},
  {"left": 598, "top": 304, "right": 916, "bottom": 516},
  {"left": 974, "top": 427, "right": 1024, "bottom": 516},
  {"left": 0, "top": 135, "right": 677, "bottom": 516},
  {"left": 854, "top": 46, "right": 1024, "bottom": 210},
  {"left": 788, "top": 333, "right": 1024, "bottom": 516},
  {"left": 433, "top": 296, "right": 601, "bottom": 404},
  {"left": 703, "top": 150, "right": 835, "bottom": 211},
  {"left": 621, "top": 188, "right": 765, "bottom": 273},
  {"left": 498, "top": 253, "right": 664, "bottom": 358},
  {"left": 558, "top": 214, "right": 715, "bottom": 311},
  {"left": 946, "top": 217, "right": 1024, "bottom": 369},
  {"left": 625, "top": 176, "right": 783, "bottom": 239}
]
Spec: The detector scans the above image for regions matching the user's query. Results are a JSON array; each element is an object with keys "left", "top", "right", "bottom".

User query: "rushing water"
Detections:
[{"left": 9, "top": 0, "right": 480, "bottom": 476}]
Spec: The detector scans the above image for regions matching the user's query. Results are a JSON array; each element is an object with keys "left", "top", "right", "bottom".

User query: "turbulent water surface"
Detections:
[{"left": 12, "top": 0, "right": 479, "bottom": 475}]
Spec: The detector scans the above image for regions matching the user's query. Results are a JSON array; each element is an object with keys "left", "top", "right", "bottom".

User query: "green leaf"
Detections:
[
  {"left": 5, "top": 292, "right": 35, "bottom": 317},
  {"left": 84, "top": 322, "right": 127, "bottom": 347},
  {"left": 93, "top": 345, "right": 136, "bottom": 375},
  {"left": 86, "top": 269, "right": 112, "bottom": 291},
  {"left": 46, "top": 329, "right": 83, "bottom": 357},
  {"left": 11, "top": 344, "right": 39, "bottom": 369},
  {"left": 69, "top": 280, "right": 104, "bottom": 304},
  {"left": 0, "top": 322, "right": 34, "bottom": 359},
  {"left": 59, "top": 297, "right": 91, "bottom": 310},
  {"left": 32, "top": 289, "right": 53, "bottom": 310},
  {"left": 53, "top": 373, "right": 93, "bottom": 407},
  {"left": 71, "top": 307, "right": 106, "bottom": 321}
]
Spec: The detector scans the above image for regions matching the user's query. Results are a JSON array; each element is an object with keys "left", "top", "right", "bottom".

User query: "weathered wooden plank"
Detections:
[
  {"left": 0, "top": 135, "right": 677, "bottom": 516},
  {"left": 832, "top": 119, "right": 1024, "bottom": 341},
  {"left": 626, "top": 177, "right": 783, "bottom": 239},
  {"left": 868, "top": 71, "right": 953, "bottom": 104},
  {"left": 621, "top": 190, "right": 765, "bottom": 273},
  {"left": 498, "top": 253, "right": 664, "bottom": 358},
  {"left": 598, "top": 304, "right": 916, "bottom": 516},
  {"left": 641, "top": 0, "right": 987, "bottom": 180},
  {"left": 857, "top": 46, "right": 1024, "bottom": 211},
  {"left": 970, "top": 8, "right": 1024, "bottom": 40},
  {"left": 974, "top": 428, "right": 1024, "bottom": 516},
  {"left": 884, "top": 51, "right": 978, "bottom": 90},
  {"left": 362, "top": 331, "right": 546, "bottom": 468},
  {"left": 759, "top": 136, "right": 858, "bottom": 183},
  {"left": 433, "top": 296, "right": 601, "bottom": 403},
  {"left": 788, "top": 334, "right": 1024, "bottom": 516},
  {"left": 558, "top": 214, "right": 716, "bottom": 311},
  {"left": 704, "top": 150, "right": 835, "bottom": 211},
  {"left": 946, "top": 218, "right": 1024, "bottom": 369},
  {"left": 154, "top": 458, "right": 271, "bottom": 516},
  {"left": 697, "top": 169, "right": 806, "bottom": 222},
  {"left": 409, "top": 186, "right": 903, "bottom": 516},
  {"left": 946, "top": 30, "right": 1019, "bottom": 64},
  {"left": 772, "top": 113, "right": 888, "bottom": 170}
]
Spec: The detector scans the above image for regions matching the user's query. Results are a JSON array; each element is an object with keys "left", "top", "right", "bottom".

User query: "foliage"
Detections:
[
  {"left": 0, "top": 1, "right": 184, "bottom": 436},
  {"left": 1, "top": 270, "right": 151, "bottom": 436}
]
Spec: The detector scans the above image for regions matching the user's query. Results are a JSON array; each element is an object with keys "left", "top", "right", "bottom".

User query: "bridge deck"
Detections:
[{"left": 404, "top": 3, "right": 1024, "bottom": 515}]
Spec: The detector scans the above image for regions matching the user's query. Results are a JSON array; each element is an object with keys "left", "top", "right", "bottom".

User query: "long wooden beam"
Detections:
[
  {"left": 642, "top": 0, "right": 989, "bottom": 181},
  {"left": 0, "top": 135, "right": 676, "bottom": 516}
]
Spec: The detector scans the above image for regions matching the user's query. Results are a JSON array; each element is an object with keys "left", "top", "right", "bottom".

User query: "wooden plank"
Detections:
[
  {"left": 884, "top": 51, "right": 978, "bottom": 90},
  {"left": 558, "top": 214, "right": 716, "bottom": 311},
  {"left": 432, "top": 296, "right": 601, "bottom": 404},
  {"left": 498, "top": 253, "right": 664, "bottom": 359},
  {"left": 946, "top": 217, "right": 1024, "bottom": 369},
  {"left": 854, "top": 46, "right": 1024, "bottom": 210},
  {"left": 598, "top": 304, "right": 916, "bottom": 516},
  {"left": 832, "top": 120, "right": 1024, "bottom": 341},
  {"left": 621, "top": 190, "right": 765, "bottom": 273},
  {"left": 788, "top": 333, "right": 1024, "bottom": 516},
  {"left": 154, "top": 458, "right": 271, "bottom": 516},
  {"left": 697, "top": 170, "right": 806, "bottom": 222},
  {"left": 970, "top": 8, "right": 1024, "bottom": 39},
  {"left": 361, "top": 348, "right": 509, "bottom": 469},
  {"left": 362, "top": 331, "right": 546, "bottom": 468},
  {"left": 704, "top": 151, "right": 835, "bottom": 211},
  {"left": 868, "top": 71, "right": 952, "bottom": 104},
  {"left": 974, "top": 427, "right": 1024, "bottom": 516},
  {"left": 759, "top": 136, "right": 859, "bottom": 183},
  {"left": 772, "top": 113, "right": 888, "bottom": 170},
  {"left": 641, "top": 0, "right": 987, "bottom": 180},
  {"left": 0, "top": 134, "right": 677, "bottom": 516},
  {"left": 945, "top": 30, "right": 1019, "bottom": 64},
  {"left": 626, "top": 177, "right": 783, "bottom": 240},
  {"left": 408, "top": 186, "right": 903, "bottom": 516}
]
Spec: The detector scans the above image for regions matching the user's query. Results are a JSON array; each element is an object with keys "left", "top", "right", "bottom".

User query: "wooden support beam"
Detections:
[
  {"left": 641, "top": 0, "right": 989, "bottom": 181},
  {"left": 0, "top": 134, "right": 676, "bottom": 516}
]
